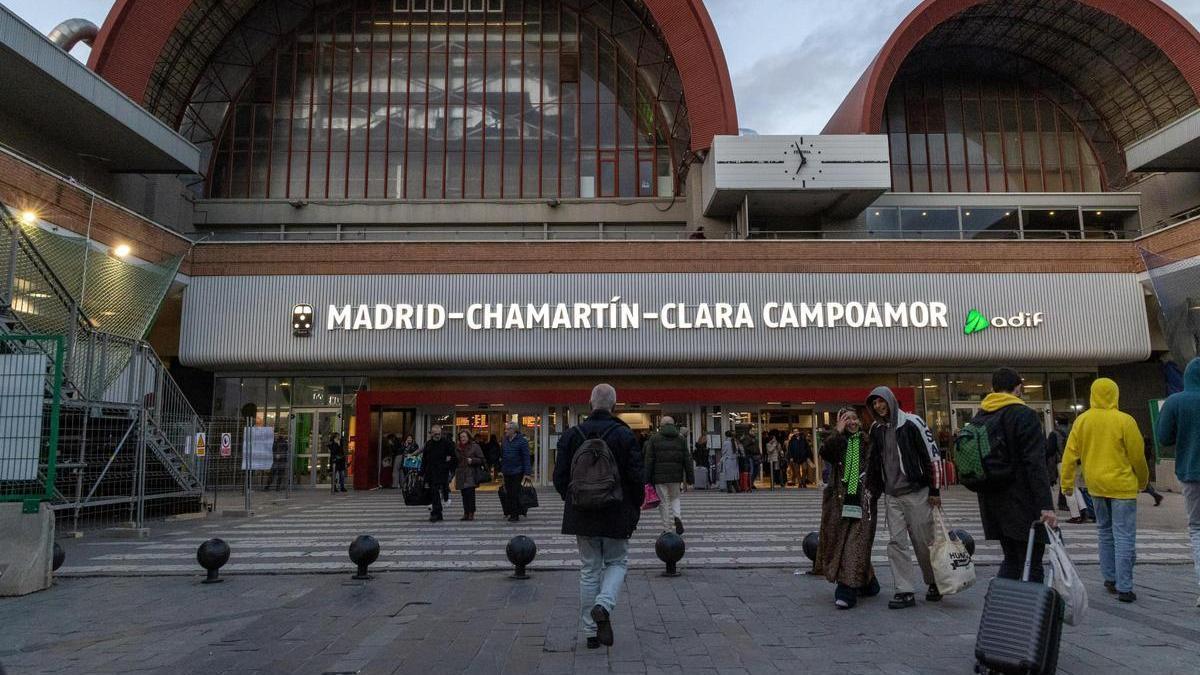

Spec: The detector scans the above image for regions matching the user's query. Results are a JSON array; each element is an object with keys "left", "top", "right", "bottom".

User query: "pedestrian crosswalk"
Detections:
[{"left": 58, "top": 487, "right": 1197, "bottom": 575}]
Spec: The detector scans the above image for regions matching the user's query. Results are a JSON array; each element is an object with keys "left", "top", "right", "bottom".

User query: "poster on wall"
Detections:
[{"left": 242, "top": 427, "right": 274, "bottom": 471}]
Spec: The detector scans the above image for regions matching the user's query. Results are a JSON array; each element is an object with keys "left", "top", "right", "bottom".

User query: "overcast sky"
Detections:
[{"left": 8, "top": 0, "right": 1200, "bottom": 133}]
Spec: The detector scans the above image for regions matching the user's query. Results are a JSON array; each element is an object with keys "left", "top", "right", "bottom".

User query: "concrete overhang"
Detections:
[
  {"left": 703, "top": 135, "right": 891, "bottom": 219},
  {"left": 1127, "top": 109, "right": 1200, "bottom": 172},
  {"left": 0, "top": 6, "right": 199, "bottom": 174}
]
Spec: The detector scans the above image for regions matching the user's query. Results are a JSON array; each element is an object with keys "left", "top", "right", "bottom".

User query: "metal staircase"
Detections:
[{"left": 2, "top": 204, "right": 204, "bottom": 528}]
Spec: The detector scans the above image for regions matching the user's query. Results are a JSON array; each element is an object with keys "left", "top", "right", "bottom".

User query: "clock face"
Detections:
[{"left": 790, "top": 141, "right": 809, "bottom": 175}]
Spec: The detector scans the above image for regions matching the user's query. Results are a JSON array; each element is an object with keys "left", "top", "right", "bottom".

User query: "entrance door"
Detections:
[
  {"left": 951, "top": 402, "right": 1054, "bottom": 434},
  {"left": 291, "top": 409, "right": 341, "bottom": 487}
]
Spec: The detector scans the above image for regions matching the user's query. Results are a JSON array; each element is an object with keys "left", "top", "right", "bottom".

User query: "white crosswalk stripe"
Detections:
[{"left": 58, "top": 488, "right": 1196, "bottom": 575}]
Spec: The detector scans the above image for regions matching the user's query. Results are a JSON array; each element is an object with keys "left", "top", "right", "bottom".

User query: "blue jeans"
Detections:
[
  {"left": 577, "top": 536, "right": 629, "bottom": 637},
  {"left": 1094, "top": 497, "right": 1137, "bottom": 593},
  {"left": 1183, "top": 481, "right": 1200, "bottom": 588}
]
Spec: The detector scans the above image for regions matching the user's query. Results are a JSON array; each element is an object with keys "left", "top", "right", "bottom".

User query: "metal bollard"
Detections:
[
  {"left": 802, "top": 531, "right": 819, "bottom": 562},
  {"left": 655, "top": 532, "right": 685, "bottom": 577},
  {"left": 506, "top": 536, "right": 537, "bottom": 580},
  {"left": 197, "top": 538, "right": 231, "bottom": 584},
  {"left": 349, "top": 535, "right": 381, "bottom": 580}
]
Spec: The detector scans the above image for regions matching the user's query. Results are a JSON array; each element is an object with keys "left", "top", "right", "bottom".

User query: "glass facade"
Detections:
[
  {"left": 206, "top": 0, "right": 687, "bottom": 200},
  {"left": 859, "top": 205, "right": 1138, "bottom": 240},
  {"left": 885, "top": 76, "right": 1104, "bottom": 194}
]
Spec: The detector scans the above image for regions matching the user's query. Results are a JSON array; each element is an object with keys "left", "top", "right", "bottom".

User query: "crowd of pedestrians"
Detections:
[{"left": 363, "top": 363, "right": 1200, "bottom": 650}]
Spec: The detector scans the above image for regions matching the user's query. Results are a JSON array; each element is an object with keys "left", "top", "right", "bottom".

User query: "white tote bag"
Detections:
[
  {"left": 1045, "top": 524, "right": 1088, "bottom": 626},
  {"left": 931, "top": 508, "right": 976, "bottom": 595}
]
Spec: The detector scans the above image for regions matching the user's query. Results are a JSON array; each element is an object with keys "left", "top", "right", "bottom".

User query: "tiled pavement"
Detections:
[
  {"left": 55, "top": 487, "right": 1197, "bottom": 575},
  {"left": 1, "top": 563, "right": 1198, "bottom": 674}
]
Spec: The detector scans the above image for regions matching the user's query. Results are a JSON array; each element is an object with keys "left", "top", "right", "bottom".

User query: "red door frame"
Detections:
[{"left": 352, "top": 387, "right": 914, "bottom": 490}]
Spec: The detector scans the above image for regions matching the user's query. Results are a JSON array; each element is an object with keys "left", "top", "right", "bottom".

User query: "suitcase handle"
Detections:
[{"left": 1021, "top": 521, "right": 1040, "bottom": 583}]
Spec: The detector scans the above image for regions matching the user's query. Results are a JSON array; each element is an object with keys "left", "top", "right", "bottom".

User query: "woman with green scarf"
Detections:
[{"left": 817, "top": 406, "right": 884, "bottom": 608}]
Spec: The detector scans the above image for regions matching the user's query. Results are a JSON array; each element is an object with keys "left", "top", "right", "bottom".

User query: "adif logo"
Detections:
[
  {"left": 963, "top": 309, "right": 1045, "bottom": 335},
  {"left": 293, "top": 304, "right": 314, "bottom": 337}
]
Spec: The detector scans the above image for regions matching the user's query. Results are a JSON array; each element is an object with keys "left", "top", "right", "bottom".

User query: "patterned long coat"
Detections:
[{"left": 816, "top": 431, "right": 884, "bottom": 588}]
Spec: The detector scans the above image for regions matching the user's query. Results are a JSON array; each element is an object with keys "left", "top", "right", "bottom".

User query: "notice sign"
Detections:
[
  {"left": 241, "top": 427, "right": 274, "bottom": 471},
  {"left": 220, "top": 433, "right": 232, "bottom": 458},
  {"left": 0, "top": 354, "right": 47, "bottom": 482},
  {"left": 195, "top": 432, "right": 207, "bottom": 457}
]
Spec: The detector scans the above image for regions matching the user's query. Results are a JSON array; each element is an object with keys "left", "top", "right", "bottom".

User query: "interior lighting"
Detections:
[
  {"left": 1049, "top": 211, "right": 1056, "bottom": 216},
  {"left": 964, "top": 211, "right": 971, "bottom": 216},
  {"left": 113, "top": 244, "right": 131, "bottom": 258},
  {"left": 20, "top": 210, "right": 37, "bottom": 224}
]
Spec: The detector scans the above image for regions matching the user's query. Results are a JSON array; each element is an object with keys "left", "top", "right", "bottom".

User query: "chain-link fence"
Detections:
[{"left": 0, "top": 335, "right": 63, "bottom": 512}]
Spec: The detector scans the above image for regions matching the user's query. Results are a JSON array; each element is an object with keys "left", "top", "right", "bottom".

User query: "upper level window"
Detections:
[
  {"left": 885, "top": 76, "right": 1105, "bottom": 194},
  {"left": 205, "top": 0, "right": 688, "bottom": 200}
]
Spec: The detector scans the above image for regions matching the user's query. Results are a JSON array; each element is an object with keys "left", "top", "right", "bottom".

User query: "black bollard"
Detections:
[
  {"left": 349, "top": 535, "right": 381, "bottom": 580},
  {"left": 52, "top": 541, "right": 65, "bottom": 572},
  {"left": 197, "top": 538, "right": 231, "bottom": 584},
  {"left": 951, "top": 529, "right": 976, "bottom": 557},
  {"left": 506, "top": 535, "right": 537, "bottom": 580},
  {"left": 655, "top": 532, "right": 685, "bottom": 577},
  {"left": 802, "top": 531, "right": 819, "bottom": 562}
]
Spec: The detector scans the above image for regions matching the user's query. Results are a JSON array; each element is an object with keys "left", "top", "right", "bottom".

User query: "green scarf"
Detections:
[{"left": 843, "top": 432, "right": 863, "bottom": 501}]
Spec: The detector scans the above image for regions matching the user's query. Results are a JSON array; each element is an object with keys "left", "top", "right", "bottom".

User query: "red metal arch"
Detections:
[
  {"left": 823, "top": 0, "right": 1200, "bottom": 135},
  {"left": 88, "top": 0, "right": 738, "bottom": 151}
]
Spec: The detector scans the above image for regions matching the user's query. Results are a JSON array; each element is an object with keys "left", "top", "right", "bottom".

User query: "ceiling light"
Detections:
[
  {"left": 29, "top": 292, "right": 50, "bottom": 299},
  {"left": 1048, "top": 211, "right": 1055, "bottom": 216},
  {"left": 20, "top": 211, "right": 37, "bottom": 224},
  {"left": 113, "top": 244, "right": 131, "bottom": 258},
  {"left": 964, "top": 211, "right": 971, "bottom": 216}
]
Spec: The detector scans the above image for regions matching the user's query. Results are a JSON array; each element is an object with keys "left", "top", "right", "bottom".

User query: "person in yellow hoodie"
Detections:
[{"left": 1061, "top": 378, "right": 1149, "bottom": 603}]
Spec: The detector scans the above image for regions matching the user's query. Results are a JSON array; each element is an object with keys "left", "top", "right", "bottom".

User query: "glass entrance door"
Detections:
[{"left": 291, "top": 409, "right": 341, "bottom": 487}]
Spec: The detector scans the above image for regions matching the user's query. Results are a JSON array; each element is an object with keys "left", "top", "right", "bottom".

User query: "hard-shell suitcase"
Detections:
[
  {"left": 738, "top": 471, "right": 751, "bottom": 492},
  {"left": 943, "top": 460, "right": 957, "bottom": 486},
  {"left": 694, "top": 466, "right": 710, "bottom": 490},
  {"left": 975, "top": 523, "right": 1063, "bottom": 675}
]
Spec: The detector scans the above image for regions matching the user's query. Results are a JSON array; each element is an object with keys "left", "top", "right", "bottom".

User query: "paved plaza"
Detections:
[{"left": 1, "top": 488, "right": 1197, "bottom": 674}]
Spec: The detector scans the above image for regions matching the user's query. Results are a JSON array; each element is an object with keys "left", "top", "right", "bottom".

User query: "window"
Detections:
[
  {"left": 961, "top": 208, "right": 1019, "bottom": 239},
  {"left": 206, "top": 0, "right": 687, "bottom": 200},
  {"left": 884, "top": 75, "right": 1105, "bottom": 194}
]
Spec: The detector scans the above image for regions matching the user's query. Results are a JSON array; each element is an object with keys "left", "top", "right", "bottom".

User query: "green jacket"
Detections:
[{"left": 644, "top": 424, "right": 694, "bottom": 484}]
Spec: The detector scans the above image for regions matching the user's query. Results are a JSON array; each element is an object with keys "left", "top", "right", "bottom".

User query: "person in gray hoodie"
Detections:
[{"left": 866, "top": 386, "right": 942, "bottom": 610}]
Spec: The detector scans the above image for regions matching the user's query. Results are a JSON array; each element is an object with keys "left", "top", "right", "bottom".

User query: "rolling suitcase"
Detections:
[
  {"left": 943, "top": 460, "right": 957, "bottom": 486},
  {"left": 694, "top": 466, "right": 710, "bottom": 490},
  {"left": 738, "top": 471, "right": 751, "bottom": 492},
  {"left": 975, "top": 523, "right": 1063, "bottom": 675}
]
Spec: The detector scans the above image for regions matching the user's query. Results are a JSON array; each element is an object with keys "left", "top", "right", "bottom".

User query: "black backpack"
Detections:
[{"left": 568, "top": 426, "right": 624, "bottom": 511}]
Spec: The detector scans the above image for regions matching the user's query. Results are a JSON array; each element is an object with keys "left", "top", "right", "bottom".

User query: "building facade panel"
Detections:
[{"left": 179, "top": 272, "right": 1150, "bottom": 371}]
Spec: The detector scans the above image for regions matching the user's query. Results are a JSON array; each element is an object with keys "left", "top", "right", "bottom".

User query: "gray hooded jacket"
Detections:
[{"left": 866, "top": 386, "right": 940, "bottom": 498}]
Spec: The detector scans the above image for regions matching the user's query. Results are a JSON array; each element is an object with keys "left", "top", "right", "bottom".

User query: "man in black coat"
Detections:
[
  {"left": 973, "top": 368, "right": 1058, "bottom": 582},
  {"left": 553, "top": 384, "right": 643, "bottom": 650},
  {"left": 421, "top": 425, "right": 456, "bottom": 523}
]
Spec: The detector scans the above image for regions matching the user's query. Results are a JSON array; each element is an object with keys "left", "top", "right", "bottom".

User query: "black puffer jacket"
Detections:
[
  {"left": 553, "top": 410, "right": 643, "bottom": 540},
  {"left": 644, "top": 424, "right": 694, "bottom": 484}
]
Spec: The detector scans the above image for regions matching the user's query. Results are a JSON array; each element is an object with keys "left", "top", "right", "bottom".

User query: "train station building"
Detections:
[{"left": 4, "top": 0, "right": 1200, "bottom": 496}]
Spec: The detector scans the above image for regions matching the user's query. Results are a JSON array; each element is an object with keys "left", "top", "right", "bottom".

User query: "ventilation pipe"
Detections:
[{"left": 48, "top": 19, "right": 99, "bottom": 52}]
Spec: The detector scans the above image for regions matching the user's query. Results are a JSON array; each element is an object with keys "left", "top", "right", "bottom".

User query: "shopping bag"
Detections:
[
  {"left": 518, "top": 483, "right": 539, "bottom": 510},
  {"left": 1045, "top": 524, "right": 1088, "bottom": 626},
  {"left": 931, "top": 508, "right": 976, "bottom": 595},
  {"left": 641, "top": 484, "right": 661, "bottom": 510}
]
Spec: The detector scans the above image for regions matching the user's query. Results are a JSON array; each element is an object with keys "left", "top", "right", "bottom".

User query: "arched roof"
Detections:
[
  {"left": 88, "top": 0, "right": 738, "bottom": 152},
  {"left": 824, "top": 0, "right": 1200, "bottom": 153}
]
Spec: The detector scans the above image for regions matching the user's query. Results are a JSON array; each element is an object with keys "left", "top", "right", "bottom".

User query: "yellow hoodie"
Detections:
[{"left": 1060, "top": 378, "right": 1148, "bottom": 500}]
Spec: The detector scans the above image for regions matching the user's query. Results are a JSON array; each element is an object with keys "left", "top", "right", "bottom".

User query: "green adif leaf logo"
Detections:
[{"left": 964, "top": 309, "right": 989, "bottom": 335}]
